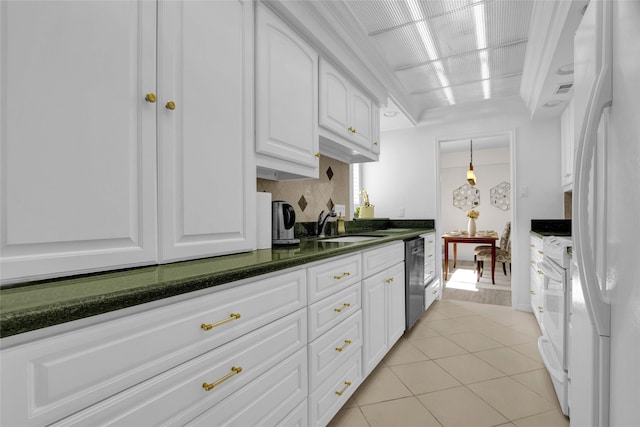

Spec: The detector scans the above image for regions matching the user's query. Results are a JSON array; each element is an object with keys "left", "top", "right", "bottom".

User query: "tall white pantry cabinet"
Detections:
[{"left": 0, "top": 0, "right": 256, "bottom": 284}]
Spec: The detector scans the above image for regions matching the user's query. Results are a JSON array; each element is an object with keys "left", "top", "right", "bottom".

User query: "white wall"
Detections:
[
  {"left": 440, "top": 147, "right": 511, "bottom": 261},
  {"left": 363, "top": 99, "right": 564, "bottom": 311}
]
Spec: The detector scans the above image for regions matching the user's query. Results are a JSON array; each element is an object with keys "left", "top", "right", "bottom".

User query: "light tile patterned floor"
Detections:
[{"left": 328, "top": 299, "right": 569, "bottom": 427}]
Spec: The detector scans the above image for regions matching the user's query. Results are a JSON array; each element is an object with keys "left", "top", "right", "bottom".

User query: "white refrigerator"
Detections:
[{"left": 570, "top": 1, "right": 640, "bottom": 426}]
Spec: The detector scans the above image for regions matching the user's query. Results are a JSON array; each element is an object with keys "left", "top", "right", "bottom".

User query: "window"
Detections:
[{"left": 351, "top": 163, "right": 362, "bottom": 218}]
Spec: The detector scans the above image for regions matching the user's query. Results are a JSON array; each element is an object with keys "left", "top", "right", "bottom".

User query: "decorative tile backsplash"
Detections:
[{"left": 257, "top": 156, "right": 350, "bottom": 222}]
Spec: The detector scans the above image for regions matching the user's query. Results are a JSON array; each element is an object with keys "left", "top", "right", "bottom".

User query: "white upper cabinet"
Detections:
[
  {"left": 255, "top": 3, "right": 319, "bottom": 180},
  {"left": 158, "top": 0, "right": 256, "bottom": 261},
  {"left": 560, "top": 98, "right": 575, "bottom": 192},
  {"left": 372, "top": 104, "right": 381, "bottom": 155},
  {"left": 319, "top": 58, "right": 378, "bottom": 163},
  {"left": 0, "top": 0, "right": 256, "bottom": 284},
  {"left": 0, "top": 0, "right": 158, "bottom": 284}
]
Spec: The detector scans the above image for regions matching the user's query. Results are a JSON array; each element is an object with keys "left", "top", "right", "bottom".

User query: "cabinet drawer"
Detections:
[
  {"left": 425, "top": 279, "right": 441, "bottom": 310},
  {"left": 309, "top": 350, "right": 362, "bottom": 427},
  {"left": 362, "top": 241, "right": 404, "bottom": 278},
  {"left": 0, "top": 269, "right": 306, "bottom": 427},
  {"left": 307, "top": 254, "right": 361, "bottom": 304},
  {"left": 424, "top": 259, "right": 436, "bottom": 285},
  {"left": 276, "top": 399, "right": 308, "bottom": 427},
  {"left": 308, "top": 310, "right": 362, "bottom": 392},
  {"left": 54, "top": 309, "right": 307, "bottom": 427},
  {"left": 308, "top": 283, "right": 361, "bottom": 342},
  {"left": 185, "top": 348, "right": 308, "bottom": 427}
]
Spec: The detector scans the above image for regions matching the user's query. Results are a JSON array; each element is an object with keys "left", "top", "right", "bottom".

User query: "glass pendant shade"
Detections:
[{"left": 466, "top": 139, "right": 476, "bottom": 186}]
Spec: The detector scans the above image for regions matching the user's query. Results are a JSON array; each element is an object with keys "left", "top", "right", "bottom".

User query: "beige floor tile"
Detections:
[
  {"left": 411, "top": 335, "right": 468, "bottom": 359},
  {"left": 447, "top": 331, "right": 505, "bottom": 352},
  {"left": 406, "top": 321, "right": 442, "bottom": 340},
  {"left": 353, "top": 365, "right": 412, "bottom": 406},
  {"left": 427, "top": 300, "right": 479, "bottom": 318},
  {"left": 342, "top": 395, "right": 358, "bottom": 409},
  {"left": 467, "top": 377, "right": 556, "bottom": 420},
  {"left": 509, "top": 341, "right": 543, "bottom": 364},
  {"left": 474, "top": 347, "right": 543, "bottom": 375},
  {"left": 390, "top": 360, "right": 461, "bottom": 394},
  {"left": 480, "top": 325, "right": 537, "bottom": 346},
  {"left": 383, "top": 338, "right": 430, "bottom": 366},
  {"left": 327, "top": 407, "right": 370, "bottom": 427},
  {"left": 508, "top": 318, "right": 543, "bottom": 337},
  {"left": 512, "top": 409, "right": 570, "bottom": 427},
  {"left": 480, "top": 308, "right": 536, "bottom": 327},
  {"left": 360, "top": 397, "right": 441, "bottom": 427},
  {"left": 434, "top": 353, "right": 505, "bottom": 384},
  {"left": 417, "top": 386, "right": 508, "bottom": 427},
  {"left": 422, "top": 317, "right": 478, "bottom": 335},
  {"left": 511, "top": 369, "right": 559, "bottom": 404}
]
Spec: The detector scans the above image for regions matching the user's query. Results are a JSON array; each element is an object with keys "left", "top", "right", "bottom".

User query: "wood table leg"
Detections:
[
  {"left": 491, "top": 242, "right": 496, "bottom": 284},
  {"left": 453, "top": 243, "right": 457, "bottom": 268},
  {"left": 444, "top": 240, "right": 449, "bottom": 280}
]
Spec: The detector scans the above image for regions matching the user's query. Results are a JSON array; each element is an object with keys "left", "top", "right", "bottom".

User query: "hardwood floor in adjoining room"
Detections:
[
  {"left": 328, "top": 299, "right": 569, "bottom": 427},
  {"left": 442, "top": 260, "right": 512, "bottom": 306}
]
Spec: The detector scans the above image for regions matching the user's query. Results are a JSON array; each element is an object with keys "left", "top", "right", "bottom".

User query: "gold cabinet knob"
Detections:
[
  {"left": 315, "top": 152, "right": 321, "bottom": 158},
  {"left": 165, "top": 100, "right": 176, "bottom": 110},
  {"left": 144, "top": 93, "right": 156, "bottom": 103},
  {"left": 347, "top": 126, "right": 353, "bottom": 133},
  {"left": 374, "top": 141, "right": 378, "bottom": 145}
]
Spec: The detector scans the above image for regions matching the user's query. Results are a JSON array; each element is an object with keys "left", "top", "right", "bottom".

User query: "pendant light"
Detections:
[{"left": 466, "top": 139, "right": 477, "bottom": 186}]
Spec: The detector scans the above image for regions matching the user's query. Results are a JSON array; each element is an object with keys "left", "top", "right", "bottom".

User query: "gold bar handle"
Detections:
[
  {"left": 432, "top": 289, "right": 438, "bottom": 294},
  {"left": 428, "top": 254, "right": 433, "bottom": 258},
  {"left": 333, "top": 272, "right": 351, "bottom": 280},
  {"left": 201, "top": 313, "right": 241, "bottom": 331},
  {"left": 202, "top": 366, "right": 242, "bottom": 391},
  {"left": 335, "top": 339, "right": 352, "bottom": 352},
  {"left": 538, "top": 306, "right": 544, "bottom": 313},
  {"left": 334, "top": 303, "right": 351, "bottom": 313},
  {"left": 537, "top": 270, "right": 544, "bottom": 275},
  {"left": 335, "top": 381, "right": 352, "bottom": 396},
  {"left": 538, "top": 250, "right": 544, "bottom": 255},
  {"left": 530, "top": 290, "right": 536, "bottom": 295},
  {"left": 385, "top": 277, "right": 394, "bottom": 284}
]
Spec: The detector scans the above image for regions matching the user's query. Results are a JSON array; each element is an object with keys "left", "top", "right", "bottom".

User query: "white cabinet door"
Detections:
[
  {"left": 0, "top": 0, "right": 158, "bottom": 284},
  {"left": 319, "top": 60, "right": 350, "bottom": 138},
  {"left": 561, "top": 98, "right": 575, "bottom": 191},
  {"left": 256, "top": 3, "right": 319, "bottom": 180},
  {"left": 372, "top": 104, "right": 381, "bottom": 155},
  {"left": 387, "top": 263, "right": 406, "bottom": 345},
  {"left": 362, "top": 270, "right": 389, "bottom": 376},
  {"left": 350, "top": 88, "right": 373, "bottom": 150},
  {"left": 158, "top": 0, "right": 255, "bottom": 261}
]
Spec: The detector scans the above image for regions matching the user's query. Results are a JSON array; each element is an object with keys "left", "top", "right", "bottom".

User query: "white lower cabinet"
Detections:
[
  {"left": 1, "top": 238, "right": 423, "bottom": 426},
  {"left": 53, "top": 309, "right": 307, "bottom": 426},
  {"left": 361, "top": 242, "right": 405, "bottom": 376},
  {"left": 308, "top": 351, "right": 363, "bottom": 427},
  {"left": 530, "top": 234, "right": 544, "bottom": 327},
  {"left": 422, "top": 232, "right": 440, "bottom": 311},
  {"left": 185, "top": 348, "right": 308, "bottom": 427}
]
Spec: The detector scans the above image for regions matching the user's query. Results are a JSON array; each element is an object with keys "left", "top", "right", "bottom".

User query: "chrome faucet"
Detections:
[{"left": 317, "top": 209, "right": 337, "bottom": 237}]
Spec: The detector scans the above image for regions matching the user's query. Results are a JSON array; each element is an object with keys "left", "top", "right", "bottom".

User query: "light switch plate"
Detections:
[{"left": 334, "top": 204, "right": 346, "bottom": 217}]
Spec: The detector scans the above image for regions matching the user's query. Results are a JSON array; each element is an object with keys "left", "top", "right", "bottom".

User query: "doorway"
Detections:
[{"left": 435, "top": 130, "right": 517, "bottom": 307}]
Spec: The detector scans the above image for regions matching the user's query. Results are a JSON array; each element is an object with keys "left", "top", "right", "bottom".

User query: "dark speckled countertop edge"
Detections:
[{"left": 0, "top": 227, "right": 434, "bottom": 338}]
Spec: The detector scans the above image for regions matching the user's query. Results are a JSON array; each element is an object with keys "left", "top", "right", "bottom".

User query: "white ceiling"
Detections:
[{"left": 343, "top": 0, "right": 534, "bottom": 124}]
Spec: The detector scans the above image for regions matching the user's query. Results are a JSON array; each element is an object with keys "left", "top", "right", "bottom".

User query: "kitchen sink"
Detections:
[{"left": 320, "top": 235, "right": 383, "bottom": 243}]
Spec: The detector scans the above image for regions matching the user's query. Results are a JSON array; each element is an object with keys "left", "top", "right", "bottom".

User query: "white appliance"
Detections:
[
  {"left": 537, "top": 236, "right": 572, "bottom": 415},
  {"left": 570, "top": 1, "right": 640, "bottom": 426}
]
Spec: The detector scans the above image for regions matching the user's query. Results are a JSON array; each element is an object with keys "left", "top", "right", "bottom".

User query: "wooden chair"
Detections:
[{"left": 475, "top": 222, "right": 511, "bottom": 281}]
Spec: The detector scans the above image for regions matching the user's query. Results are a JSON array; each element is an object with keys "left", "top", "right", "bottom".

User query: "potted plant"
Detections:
[{"left": 359, "top": 189, "right": 375, "bottom": 218}]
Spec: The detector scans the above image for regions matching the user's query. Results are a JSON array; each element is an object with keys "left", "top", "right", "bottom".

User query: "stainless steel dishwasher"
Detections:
[{"left": 405, "top": 236, "right": 425, "bottom": 331}]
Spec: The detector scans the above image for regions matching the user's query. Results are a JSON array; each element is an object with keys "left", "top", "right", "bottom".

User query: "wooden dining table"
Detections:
[{"left": 442, "top": 231, "right": 499, "bottom": 284}]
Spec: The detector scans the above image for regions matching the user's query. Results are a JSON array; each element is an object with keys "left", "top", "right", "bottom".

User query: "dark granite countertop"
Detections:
[{"left": 0, "top": 220, "right": 434, "bottom": 338}]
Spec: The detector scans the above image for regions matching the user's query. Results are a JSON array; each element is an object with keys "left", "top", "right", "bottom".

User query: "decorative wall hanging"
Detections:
[
  {"left": 453, "top": 183, "right": 480, "bottom": 211},
  {"left": 490, "top": 181, "right": 511, "bottom": 211}
]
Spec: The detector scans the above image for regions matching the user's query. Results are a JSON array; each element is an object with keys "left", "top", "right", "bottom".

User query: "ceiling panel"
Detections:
[{"left": 341, "top": 0, "right": 533, "bottom": 118}]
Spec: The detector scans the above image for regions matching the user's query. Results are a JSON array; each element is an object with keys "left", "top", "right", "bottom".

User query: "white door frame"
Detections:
[{"left": 434, "top": 128, "right": 518, "bottom": 309}]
